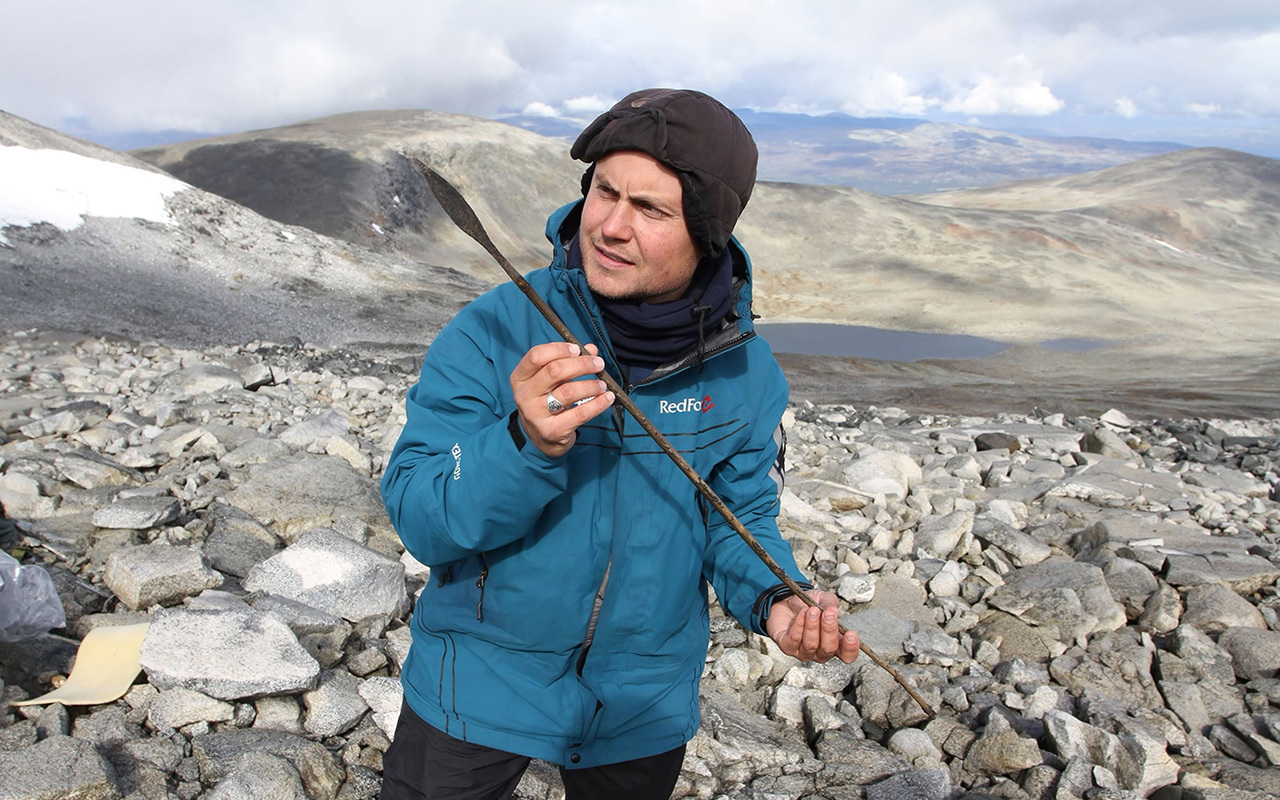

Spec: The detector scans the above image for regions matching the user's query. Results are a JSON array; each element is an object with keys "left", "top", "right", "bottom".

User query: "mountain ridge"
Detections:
[
  {"left": 500, "top": 107, "right": 1186, "bottom": 194},
  {"left": 4, "top": 108, "right": 1280, "bottom": 415}
]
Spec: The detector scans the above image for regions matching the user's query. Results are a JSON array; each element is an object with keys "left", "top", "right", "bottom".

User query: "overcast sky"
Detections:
[{"left": 4, "top": 0, "right": 1279, "bottom": 156}]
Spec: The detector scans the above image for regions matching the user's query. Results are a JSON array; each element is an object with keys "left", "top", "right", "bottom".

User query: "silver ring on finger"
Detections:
[{"left": 546, "top": 393, "right": 566, "bottom": 415}]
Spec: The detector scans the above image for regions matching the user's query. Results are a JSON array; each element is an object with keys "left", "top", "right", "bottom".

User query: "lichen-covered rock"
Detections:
[
  {"left": 103, "top": 543, "right": 222, "bottom": 609},
  {"left": 140, "top": 608, "right": 320, "bottom": 700}
]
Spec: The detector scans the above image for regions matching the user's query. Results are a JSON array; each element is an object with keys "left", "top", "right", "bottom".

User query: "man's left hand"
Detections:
[{"left": 766, "top": 590, "right": 860, "bottom": 663}]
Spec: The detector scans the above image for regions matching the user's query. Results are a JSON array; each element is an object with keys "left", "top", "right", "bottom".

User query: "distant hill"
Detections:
[
  {"left": 0, "top": 111, "right": 487, "bottom": 351},
  {"left": 499, "top": 108, "right": 1185, "bottom": 194},
  {"left": 131, "top": 109, "right": 583, "bottom": 278},
  {"left": 910, "top": 147, "right": 1280, "bottom": 275},
  {"left": 5, "top": 107, "right": 1280, "bottom": 414},
  {"left": 123, "top": 110, "right": 1280, "bottom": 363}
]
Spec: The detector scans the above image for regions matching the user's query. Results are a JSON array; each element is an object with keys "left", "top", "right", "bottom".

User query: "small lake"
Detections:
[{"left": 755, "top": 323, "right": 1111, "bottom": 362}]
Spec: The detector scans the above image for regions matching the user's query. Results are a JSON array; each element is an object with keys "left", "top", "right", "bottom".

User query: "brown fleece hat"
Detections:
[{"left": 570, "top": 88, "right": 758, "bottom": 257}]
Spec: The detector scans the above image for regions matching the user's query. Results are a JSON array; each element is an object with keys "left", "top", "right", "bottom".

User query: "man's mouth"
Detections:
[{"left": 593, "top": 242, "right": 635, "bottom": 269}]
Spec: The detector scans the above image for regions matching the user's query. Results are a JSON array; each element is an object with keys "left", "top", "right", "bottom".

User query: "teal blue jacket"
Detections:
[{"left": 380, "top": 201, "right": 804, "bottom": 768}]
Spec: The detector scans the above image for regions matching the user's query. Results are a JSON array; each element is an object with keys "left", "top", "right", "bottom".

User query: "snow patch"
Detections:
[
  {"left": 0, "top": 146, "right": 188, "bottom": 245},
  {"left": 1151, "top": 238, "right": 1184, "bottom": 254}
]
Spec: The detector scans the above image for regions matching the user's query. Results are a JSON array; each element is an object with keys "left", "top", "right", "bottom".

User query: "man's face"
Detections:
[{"left": 578, "top": 150, "right": 701, "bottom": 303}]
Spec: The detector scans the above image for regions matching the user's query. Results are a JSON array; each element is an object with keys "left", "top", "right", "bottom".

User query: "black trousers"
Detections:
[{"left": 380, "top": 702, "right": 686, "bottom": 800}]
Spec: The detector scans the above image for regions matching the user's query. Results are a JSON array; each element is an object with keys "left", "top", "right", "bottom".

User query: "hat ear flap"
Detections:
[
  {"left": 678, "top": 172, "right": 716, "bottom": 259},
  {"left": 579, "top": 163, "right": 596, "bottom": 197}
]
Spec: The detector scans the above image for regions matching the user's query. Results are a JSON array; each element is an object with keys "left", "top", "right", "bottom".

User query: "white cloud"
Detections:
[
  {"left": 1115, "top": 97, "right": 1139, "bottom": 118},
  {"left": 562, "top": 95, "right": 615, "bottom": 116},
  {"left": 943, "top": 55, "right": 1065, "bottom": 116},
  {"left": 841, "top": 71, "right": 934, "bottom": 117},
  {"left": 520, "top": 102, "right": 559, "bottom": 117},
  {"left": 1, "top": 0, "right": 1277, "bottom": 148},
  {"left": 1189, "top": 102, "right": 1226, "bottom": 117}
]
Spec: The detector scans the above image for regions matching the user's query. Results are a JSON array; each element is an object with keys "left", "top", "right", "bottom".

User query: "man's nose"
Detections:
[{"left": 600, "top": 203, "right": 634, "bottom": 240}]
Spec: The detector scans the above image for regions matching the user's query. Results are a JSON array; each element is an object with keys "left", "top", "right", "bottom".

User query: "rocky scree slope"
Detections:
[
  {"left": 0, "top": 332, "right": 1278, "bottom": 799},
  {"left": 1, "top": 111, "right": 488, "bottom": 353}
]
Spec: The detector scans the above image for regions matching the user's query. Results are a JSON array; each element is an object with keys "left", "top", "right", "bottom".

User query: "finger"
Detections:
[
  {"left": 555, "top": 388, "right": 615, "bottom": 424},
  {"left": 800, "top": 605, "right": 823, "bottom": 658},
  {"left": 548, "top": 379, "right": 610, "bottom": 414},
  {"left": 777, "top": 611, "right": 804, "bottom": 656},
  {"left": 511, "top": 345, "right": 605, "bottom": 414},
  {"left": 817, "top": 605, "right": 842, "bottom": 659},
  {"left": 522, "top": 389, "right": 616, "bottom": 458},
  {"left": 838, "top": 630, "right": 860, "bottom": 663},
  {"left": 513, "top": 342, "right": 606, "bottom": 390},
  {"left": 537, "top": 353, "right": 607, "bottom": 396},
  {"left": 511, "top": 342, "right": 581, "bottom": 382}
]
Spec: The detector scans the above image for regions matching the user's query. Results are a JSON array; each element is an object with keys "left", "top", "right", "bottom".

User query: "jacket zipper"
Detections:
[
  {"left": 569, "top": 282, "right": 627, "bottom": 385},
  {"left": 576, "top": 558, "right": 613, "bottom": 675},
  {"left": 475, "top": 552, "right": 489, "bottom": 622},
  {"left": 433, "top": 557, "right": 489, "bottom": 622}
]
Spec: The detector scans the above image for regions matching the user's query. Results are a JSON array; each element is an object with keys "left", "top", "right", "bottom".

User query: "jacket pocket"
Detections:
[{"left": 424, "top": 553, "right": 489, "bottom": 625}]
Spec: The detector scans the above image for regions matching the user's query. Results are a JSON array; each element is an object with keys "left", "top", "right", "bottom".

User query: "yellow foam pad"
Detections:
[{"left": 10, "top": 622, "right": 151, "bottom": 707}]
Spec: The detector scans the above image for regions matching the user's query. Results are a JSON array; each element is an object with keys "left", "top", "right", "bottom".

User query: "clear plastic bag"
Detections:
[{"left": 0, "top": 550, "right": 67, "bottom": 642}]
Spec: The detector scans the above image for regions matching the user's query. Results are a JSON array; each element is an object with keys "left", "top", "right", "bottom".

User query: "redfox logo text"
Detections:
[{"left": 659, "top": 395, "right": 715, "bottom": 414}]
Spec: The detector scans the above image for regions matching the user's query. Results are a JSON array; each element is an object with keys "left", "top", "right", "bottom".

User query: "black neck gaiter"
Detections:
[{"left": 568, "top": 234, "right": 734, "bottom": 371}]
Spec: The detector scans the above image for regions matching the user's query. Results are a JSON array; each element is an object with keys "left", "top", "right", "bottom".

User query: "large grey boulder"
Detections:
[
  {"left": 251, "top": 594, "right": 353, "bottom": 669},
  {"left": 203, "top": 502, "right": 282, "bottom": 578},
  {"left": 302, "top": 669, "right": 368, "bottom": 738},
  {"left": 985, "top": 559, "right": 1127, "bottom": 644},
  {"left": 813, "top": 729, "right": 910, "bottom": 785},
  {"left": 865, "top": 767, "right": 952, "bottom": 800},
  {"left": 139, "top": 607, "right": 320, "bottom": 700},
  {"left": 1043, "top": 709, "right": 1178, "bottom": 796},
  {"left": 359, "top": 676, "right": 403, "bottom": 740},
  {"left": 1047, "top": 456, "right": 1188, "bottom": 508},
  {"left": 191, "top": 729, "right": 344, "bottom": 800},
  {"left": 224, "top": 454, "right": 388, "bottom": 540},
  {"left": 278, "top": 409, "right": 350, "bottom": 449},
  {"left": 159, "top": 364, "right": 245, "bottom": 397},
  {"left": 964, "top": 713, "right": 1043, "bottom": 776},
  {"left": 103, "top": 543, "right": 222, "bottom": 609},
  {"left": 243, "top": 528, "right": 407, "bottom": 622},
  {"left": 971, "top": 516, "right": 1052, "bottom": 567},
  {"left": 689, "top": 688, "right": 816, "bottom": 794},
  {"left": 1183, "top": 582, "right": 1268, "bottom": 633},
  {"left": 148, "top": 686, "right": 235, "bottom": 731},
  {"left": 55, "top": 451, "right": 141, "bottom": 490},
  {"left": 0, "top": 735, "right": 119, "bottom": 800},
  {"left": 0, "top": 471, "right": 55, "bottom": 519},
  {"left": 1219, "top": 627, "right": 1280, "bottom": 681},
  {"left": 1073, "top": 516, "right": 1279, "bottom": 593},
  {"left": 204, "top": 752, "right": 309, "bottom": 800},
  {"left": 841, "top": 447, "right": 922, "bottom": 503},
  {"left": 913, "top": 509, "right": 974, "bottom": 560},
  {"left": 91, "top": 495, "right": 181, "bottom": 530}
]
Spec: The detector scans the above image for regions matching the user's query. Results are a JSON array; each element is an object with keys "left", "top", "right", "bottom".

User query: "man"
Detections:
[{"left": 379, "top": 88, "right": 860, "bottom": 800}]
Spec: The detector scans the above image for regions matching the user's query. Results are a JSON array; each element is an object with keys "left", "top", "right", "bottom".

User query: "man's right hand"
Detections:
[{"left": 510, "top": 342, "right": 615, "bottom": 457}]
